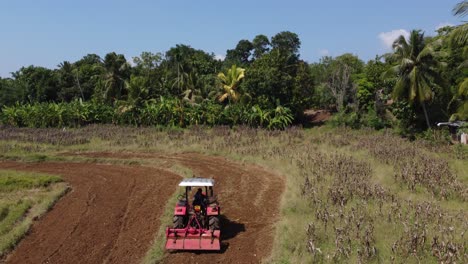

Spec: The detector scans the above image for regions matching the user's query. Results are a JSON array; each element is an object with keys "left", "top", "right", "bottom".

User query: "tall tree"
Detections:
[
  {"left": 56, "top": 61, "right": 83, "bottom": 101},
  {"left": 74, "top": 54, "right": 104, "bottom": 101},
  {"left": 164, "top": 44, "right": 219, "bottom": 97},
  {"left": 387, "top": 30, "right": 443, "bottom": 128},
  {"left": 244, "top": 47, "right": 313, "bottom": 116},
  {"left": 225, "top": 40, "right": 254, "bottom": 66},
  {"left": 0, "top": 77, "right": 27, "bottom": 106},
  {"left": 96, "top": 52, "right": 130, "bottom": 102},
  {"left": 252, "top": 35, "right": 271, "bottom": 59},
  {"left": 12, "top": 66, "right": 59, "bottom": 102},
  {"left": 271, "top": 31, "right": 301, "bottom": 59},
  {"left": 449, "top": 1, "right": 468, "bottom": 121},
  {"left": 132, "top": 52, "right": 163, "bottom": 98},
  {"left": 311, "top": 54, "right": 364, "bottom": 111},
  {"left": 327, "top": 62, "right": 354, "bottom": 112}
]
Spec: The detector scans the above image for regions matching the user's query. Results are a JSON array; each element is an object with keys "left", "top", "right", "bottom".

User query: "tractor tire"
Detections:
[
  {"left": 208, "top": 216, "right": 220, "bottom": 230},
  {"left": 173, "top": 215, "right": 184, "bottom": 229}
]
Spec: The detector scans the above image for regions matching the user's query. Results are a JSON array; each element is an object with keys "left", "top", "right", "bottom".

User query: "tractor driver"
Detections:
[{"left": 193, "top": 188, "right": 207, "bottom": 213}]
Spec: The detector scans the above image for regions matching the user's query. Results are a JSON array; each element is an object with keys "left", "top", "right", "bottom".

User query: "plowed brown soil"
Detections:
[
  {"left": 0, "top": 152, "right": 284, "bottom": 264},
  {"left": 0, "top": 162, "right": 180, "bottom": 264}
]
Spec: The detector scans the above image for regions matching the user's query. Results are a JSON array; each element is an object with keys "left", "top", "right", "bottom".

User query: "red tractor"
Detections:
[{"left": 165, "top": 178, "right": 221, "bottom": 250}]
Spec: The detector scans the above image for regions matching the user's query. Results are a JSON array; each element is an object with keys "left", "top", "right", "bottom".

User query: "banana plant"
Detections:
[
  {"left": 248, "top": 105, "right": 271, "bottom": 127},
  {"left": 268, "top": 105, "right": 293, "bottom": 129}
]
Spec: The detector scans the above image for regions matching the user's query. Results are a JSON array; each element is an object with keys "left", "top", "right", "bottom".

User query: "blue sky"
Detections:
[{"left": 0, "top": 0, "right": 462, "bottom": 77}]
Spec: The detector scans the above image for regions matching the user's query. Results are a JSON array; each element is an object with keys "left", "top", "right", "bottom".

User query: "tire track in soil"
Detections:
[{"left": 0, "top": 162, "right": 180, "bottom": 264}]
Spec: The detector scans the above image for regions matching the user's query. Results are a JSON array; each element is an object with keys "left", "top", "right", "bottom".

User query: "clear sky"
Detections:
[{"left": 0, "top": 0, "right": 462, "bottom": 77}]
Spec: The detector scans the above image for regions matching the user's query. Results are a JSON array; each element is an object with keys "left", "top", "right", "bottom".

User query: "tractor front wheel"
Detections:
[
  {"left": 173, "top": 215, "right": 184, "bottom": 229},
  {"left": 208, "top": 216, "right": 220, "bottom": 230}
]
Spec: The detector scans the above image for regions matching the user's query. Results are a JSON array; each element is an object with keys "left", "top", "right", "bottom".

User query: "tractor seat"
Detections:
[
  {"left": 206, "top": 196, "right": 217, "bottom": 205},
  {"left": 177, "top": 199, "right": 187, "bottom": 206}
]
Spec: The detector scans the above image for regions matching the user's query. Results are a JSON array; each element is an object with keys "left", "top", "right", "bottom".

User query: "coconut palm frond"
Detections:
[
  {"left": 216, "top": 65, "right": 246, "bottom": 104},
  {"left": 453, "top": 1, "right": 468, "bottom": 17},
  {"left": 449, "top": 23, "right": 468, "bottom": 46}
]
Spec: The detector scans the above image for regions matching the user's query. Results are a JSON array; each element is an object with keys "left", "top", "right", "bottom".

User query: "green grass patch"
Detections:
[
  {"left": 0, "top": 170, "right": 68, "bottom": 257},
  {"left": 0, "top": 200, "right": 32, "bottom": 236},
  {"left": 0, "top": 170, "right": 62, "bottom": 192}
]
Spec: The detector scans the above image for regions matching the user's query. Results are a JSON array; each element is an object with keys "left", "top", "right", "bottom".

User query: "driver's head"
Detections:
[{"left": 197, "top": 188, "right": 202, "bottom": 193}]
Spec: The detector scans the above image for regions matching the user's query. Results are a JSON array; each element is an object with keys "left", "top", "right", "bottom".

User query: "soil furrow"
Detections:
[{"left": 0, "top": 162, "right": 180, "bottom": 264}]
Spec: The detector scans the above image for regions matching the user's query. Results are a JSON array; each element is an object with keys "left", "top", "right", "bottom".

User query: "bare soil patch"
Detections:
[
  {"left": 0, "top": 162, "right": 180, "bottom": 264},
  {"left": 303, "top": 109, "right": 332, "bottom": 124}
]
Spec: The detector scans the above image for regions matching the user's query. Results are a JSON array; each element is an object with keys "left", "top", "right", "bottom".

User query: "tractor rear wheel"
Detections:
[
  {"left": 208, "top": 216, "right": 220, "bottom": 230},
  {"left": 173, "top": 215, "right": 184, "bottom": 229}
]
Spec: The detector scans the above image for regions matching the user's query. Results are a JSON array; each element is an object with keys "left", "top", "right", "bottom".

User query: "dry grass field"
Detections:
[{"left": 0, "top": 125, "right": 466, "bottom": 263}]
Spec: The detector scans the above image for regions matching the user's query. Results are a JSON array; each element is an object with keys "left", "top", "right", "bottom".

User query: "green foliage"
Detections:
[
  {"left": 360, "top": 107, "right": 387, "bottom": 130},
  {"left": 0, "top": 78, "right": 27, "bottom": 106},
  {"left": 0, "top": 99, "right": 293, "bottom": 129},
  {"left": 417, "top": 128, "right": 452, "bottom": 145},
  {"left": 391, "top": 100, "right": 419, "bottom": 137},
  {"left": 310, "top": 54, "right": 364, "bottom": 112},
  {"left": 310, "top": 83, "right": 334, "bottom": 108},
  {"left": 449, "top": 78, "right": 468, "bottom": 121},
  {"left": 271, "top": 31, "right": 301, "bottom": 58},
  {"left": 327, "top": 106, "right": 387, "bottom": 130},
  {"left": 94, "top": 52, "right": 131, "bottom": 103},
  {"left": 252, "top": 34, "right": 271, "bottom": 59},
  {"left": 269, "top": 106, "right": 294, "bottom": 129},
  {"left": 355, "top": 74, "right": 375, "bottom": 110},
  {"left": 0, "top": 201, "right": 31, "bottom": 236},
  {"left": 0, "top": 171, "right": 62, "bottom": 192},
  {"left": 386, "top": 30, "right": 444, "bottom": 129},
  {"left": 0, "top": 100, "right": 113, "bottom": 128},
  {"left": 328, "top": 111, "right": 361, "bottom": 129},
  {"left": 0, "top": 170, "right": 68, "bottom": 257},
  {"left": 0, "top": 26, "right": 465, "bottom": 132},
  {"left": 11, "top": 66, "right": 59, "bottom": 103},
  {"left": 244, "top": 50, "right": 313, "bottom": 117},
  {"left": 225, "top": 40, "right": 254, "bottom": 66}
]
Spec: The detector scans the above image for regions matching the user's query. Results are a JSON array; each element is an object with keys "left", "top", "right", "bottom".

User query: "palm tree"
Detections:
[
  {"left": 217, "top": 65, "right": 245, "bottom": 103},
  {"left": 449, "top": 78, "right": 468, "bottom": 121},
  {"left": 95, "top": 52, "right": 130, "bottom": 102},
  {"left": 451, "top": 1, "right": 468, "bottom": 46},
  {"left": 181, "top": 73, "right": 217, "bottom": 105},
  {"left": 388, "top": 30, "right": 443, "bottom": 128}
]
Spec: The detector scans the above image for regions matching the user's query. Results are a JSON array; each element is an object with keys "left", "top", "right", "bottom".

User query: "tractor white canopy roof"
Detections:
[{"left": 178, "top": 178, "right": 214, "bottom": 187}]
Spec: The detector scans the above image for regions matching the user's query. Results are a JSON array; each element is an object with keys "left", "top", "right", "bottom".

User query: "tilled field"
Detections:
[{"left": 0, "top": 152, "right": 284, "bottom": 264}]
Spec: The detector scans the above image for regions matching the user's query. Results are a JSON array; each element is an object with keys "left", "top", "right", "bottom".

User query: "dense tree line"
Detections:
[
  {"left": 0, "top": 2, "right": 466, "bottom": 133},
  {"left": 0, "top": 31, "right": 308, "bottom": 129}
]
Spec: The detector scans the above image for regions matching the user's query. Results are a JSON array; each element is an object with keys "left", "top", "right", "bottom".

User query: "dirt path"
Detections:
[
  {"left": 0, "top": 162, "right": 180, "bottom": 264},
  {"left": 0, "top": 152, "right": 284, "bottom": 264}
]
